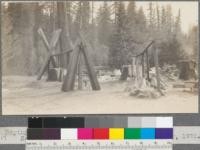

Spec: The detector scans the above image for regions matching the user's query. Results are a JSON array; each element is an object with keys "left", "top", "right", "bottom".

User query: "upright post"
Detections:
[
  {"left": 153, "top": 43, "right": 163, "bottom": 95},
  {"left": 146, "top": 50, "right": 150, "bottom": 81},
  {"left": 135, "top": 58, "right": 139, "bottom": 88},
  {"left": 81, "top": 42, "right": 100, "bottom": 90},
  {"left": 77, "top": 52, "right": 83, "bottom": 90},
  {"left": 131, "top": 57, "right": 135, "bottom": 77},
  {"left": 62, "top": 43, "right": 81, "bottom": 91},
  {"left": 142, "top": 54, "right": 145, "bottom": 78}
]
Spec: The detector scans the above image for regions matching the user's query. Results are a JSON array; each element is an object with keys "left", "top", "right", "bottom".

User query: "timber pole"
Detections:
[
  {"left": 142, "top": 54, "right": 145, "bottom": 78},
  {"left": 77, "top": 49, "right": 83, "bottom": 90},
  {"left": 146, "top": 50, "right": 150, "bottom": 81},
  {"left": 153, "top": 42, "right": 164, "bottom": 95}
]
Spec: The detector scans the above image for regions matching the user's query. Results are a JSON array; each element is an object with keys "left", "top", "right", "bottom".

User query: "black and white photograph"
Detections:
[{"left": 1, "top": 1, "right": 199, "bottom": 115}]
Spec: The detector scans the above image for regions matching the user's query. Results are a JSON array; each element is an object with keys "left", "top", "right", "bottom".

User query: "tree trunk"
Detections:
[
  {"left": 57, "top": 2, "right": 72, "bottom": 68},
  {"left": 2, "top": 3, "right": 38, "bottom": 75}
]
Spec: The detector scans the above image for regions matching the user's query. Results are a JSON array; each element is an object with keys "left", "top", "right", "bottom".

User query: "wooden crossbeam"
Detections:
[
  {"left": 51, "top": 49, "right": 73, "bottom": 57},
  {"left": 37, "top": 28, "right": 62, "bottom": 80}
]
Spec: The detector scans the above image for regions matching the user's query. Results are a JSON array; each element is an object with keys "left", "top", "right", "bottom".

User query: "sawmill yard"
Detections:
[
  {"left": 2, "top": 1, "right": 198, "bottom": 115},
  {"left": 2, "top": 75, "right": 198, "bottom": 115}
]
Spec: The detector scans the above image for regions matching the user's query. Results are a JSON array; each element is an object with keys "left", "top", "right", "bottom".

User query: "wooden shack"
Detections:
[{"left": 178, "top": 60, "right": 197, "bottom": 80}]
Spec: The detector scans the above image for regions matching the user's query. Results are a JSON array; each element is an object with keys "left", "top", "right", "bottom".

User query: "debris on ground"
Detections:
[
  {"left": 125, "top": 64, "right": 179, "bottom": 99},
  {"left": 125, "top": 78, "right": 164, "bottom": 99},
  {"left": 129, "top": 87, "right": 162, "bottom": 99}
]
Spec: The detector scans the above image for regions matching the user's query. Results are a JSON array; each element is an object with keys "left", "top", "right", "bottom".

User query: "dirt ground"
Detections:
[{"left": 2, "top": 76, "right": 198, "bottom": 115}]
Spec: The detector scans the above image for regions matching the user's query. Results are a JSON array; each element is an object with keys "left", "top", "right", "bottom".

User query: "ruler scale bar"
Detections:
[{"left": 26, "top": 140, "right": 173, "bottom": 150}]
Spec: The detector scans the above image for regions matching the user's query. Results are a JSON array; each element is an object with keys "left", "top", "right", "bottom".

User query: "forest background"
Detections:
[{"left": 1, "top": 1, "right": 198, "bottom": 75}]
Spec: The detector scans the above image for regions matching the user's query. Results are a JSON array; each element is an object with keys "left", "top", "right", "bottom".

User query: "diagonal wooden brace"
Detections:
[
  {"left": 37, "top": 28, "right": 62, "bottom": 80},
  {"left": 62, "top": 41, "right": 81, "bottom": 91}
]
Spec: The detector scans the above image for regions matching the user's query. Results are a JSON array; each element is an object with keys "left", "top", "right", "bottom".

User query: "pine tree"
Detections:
[
  {"left": 128, "top": 6, "right": 148, "bottom": 43},
  {"left": 126, "top": 1, "right": 138, "bottom": 42},
  {"left": 187, "top": 25, "right": 198, "bottom": 61},
  {"left": 82, "top": 1, "right": 90, "bottom": 30},
  {"left": 156, "top": 4, "right": 161, "bottom": 30},
  {"left": 165, "top": 5, "right": 173, "bottom": 34},
  {"left": 137, "top": 7, "right": 147, "bottom": 32},
  {"left": 158, "top": 5, "right": 184, "bottom": 66},
  {"left": 97, "top": 2, "right": 112, "bottom": 46},
  {"left": 148, "top": 2, "right": 153, "bottom": 29},
  {"left": 127, "top": 1, "right": 137, "bottom": 26},
  {"left": 161, "top": 6, "right": 166, "bottom": 27},
  {"left": 73, "top": 1, "right": 90, "bottom": 39},
  {"left": 109, "top": 2, "right": 130, "bottom": 70},
  {"left": 113, "top": 1, "right": 119, "bottom": 24},
  {"left": 174, "top": 9, "right": 181, "bottom": 35},
  {"left": 148, "top": 2, "right": 156, "bottom": 36}
]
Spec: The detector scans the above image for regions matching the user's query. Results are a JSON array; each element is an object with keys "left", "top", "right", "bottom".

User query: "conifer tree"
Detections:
[
  {"left": 97, "top": 2, "right": 112, "bottom": 46},
  {"left": 109, "top": 2, "right": 130, "bottom": 70}
]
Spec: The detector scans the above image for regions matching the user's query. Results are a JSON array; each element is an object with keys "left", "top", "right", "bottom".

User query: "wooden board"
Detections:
[
  {"left": 50, "top": 29, "right": 62, "bottom": 49},
  {"left": 81, "top": 43, "right": 100, "bottom": 91},
  {"left": 37, "top": 54, "right": 51, "bottom": 80},
  {"left": 37, "top": 28, "right": 57, "bottom": 67},
  {"left": 37, "top": 28, "right": 62, "bottom": 80},
  {"left": 62, "top": 43, "right": 81, "bottom": 91}
]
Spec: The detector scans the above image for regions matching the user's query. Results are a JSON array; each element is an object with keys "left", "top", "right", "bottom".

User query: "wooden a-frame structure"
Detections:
[
  {"left": 130, "top": 40, "right": 164, "bottom": 95},
  {"left": 62, "top": 40, "right": 101, "bottom": 92},
  {"left": 37, "top": 28, "right": 100, "bottom": 92},
  {"left": 37, "top": 28, "right": 73, "bottom": 80}
]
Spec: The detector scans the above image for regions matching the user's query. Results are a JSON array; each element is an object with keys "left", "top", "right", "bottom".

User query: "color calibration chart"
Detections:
[{"left": 26, "top": 117, "right": 173, "bottom": 150}]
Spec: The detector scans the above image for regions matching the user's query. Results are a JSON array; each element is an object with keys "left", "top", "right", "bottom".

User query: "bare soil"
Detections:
[{"left": 2, "top": 76, "right": 198, "bottom": 115}]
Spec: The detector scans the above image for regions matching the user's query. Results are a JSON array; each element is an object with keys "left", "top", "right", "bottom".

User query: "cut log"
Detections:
[
  {"left": 81, "top": 43, "right": 100, "bottom": 91},
  {"left": 77, "top": 53, "right": 83, "bottom": 90},
  {"left": 62, "top": 43, "right": 81, "bottom": 91}
]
